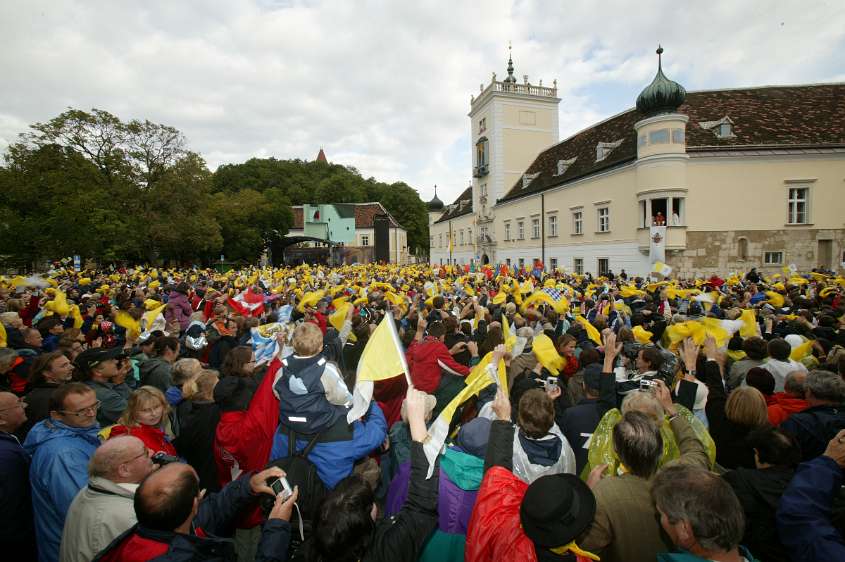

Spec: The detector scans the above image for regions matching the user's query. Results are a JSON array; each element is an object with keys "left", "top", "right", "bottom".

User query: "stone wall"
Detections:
[{"left": 672, "top": 229, "right": 845, "bottom": 277}]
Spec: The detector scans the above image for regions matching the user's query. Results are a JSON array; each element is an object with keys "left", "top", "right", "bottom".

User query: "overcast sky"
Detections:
[{"left": 2, "top": 0, "right": 843, "bottom": 204}]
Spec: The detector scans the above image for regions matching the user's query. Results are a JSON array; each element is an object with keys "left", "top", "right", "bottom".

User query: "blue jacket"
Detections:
[
  {"left": 270, "top": 401, "right": 386, "bottom": 489},
  {"left": 23, "top": 419, "right": 101, "bottom": 562},
  {"left": 776, "top": 455, "right": 845, "bottom": 562}
]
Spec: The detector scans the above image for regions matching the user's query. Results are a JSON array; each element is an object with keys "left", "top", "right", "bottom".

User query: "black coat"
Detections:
[
  {"left": 723, "top": 466, "right": 794, "bottom": 562},
  {"left": 0, "top": 431, "right": 35, "bottom": 559},
  {"left": 702, "top": 359, "right": 759, "bottom": 469},
  {"left": 174, "top": 400, "right": 222, "bottom": 492},
  {"left": 780, "top": 404, "right": 845, "bottom": 461}
]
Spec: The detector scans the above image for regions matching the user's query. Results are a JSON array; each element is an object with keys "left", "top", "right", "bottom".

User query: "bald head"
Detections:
[
  {"left": 135, "top": 463, "right": 199, "bottom": 532},
  {"left": 784, "top": 371, "right": 807, "bottom": 397},
  {"left": 0, "top": 391, "right": 27, "bottom": 433},
  {"left": 89, "top": 436, "right": 153, "bottom": 483}
]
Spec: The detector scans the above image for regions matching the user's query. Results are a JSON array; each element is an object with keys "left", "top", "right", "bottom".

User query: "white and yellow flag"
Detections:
[{"left": 346, "top": 312, "right": 410, "bottom": 423}]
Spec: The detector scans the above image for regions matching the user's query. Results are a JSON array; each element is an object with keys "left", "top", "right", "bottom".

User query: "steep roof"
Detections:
[
  {"left": 290, "top": 203, "right": 402, "bottom": 230},
  {"left": 499, "top": 83, "right": 845, "bottom": 204},
  {"left": 434, "top": 186, "right": 474, "bottom": 224},
  {"left": 316, "top": 148, "right": 328, "bottom": 163}
]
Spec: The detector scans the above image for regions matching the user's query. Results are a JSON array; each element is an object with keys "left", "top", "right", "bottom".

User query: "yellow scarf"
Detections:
[{"left": 550, "top": 541, "right": 601, "bottom": 560}]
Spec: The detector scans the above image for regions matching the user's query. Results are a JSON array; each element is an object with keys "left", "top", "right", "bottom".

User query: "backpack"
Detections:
[{"left": 263, "top": 427, "right": 327, "bottom": 550}]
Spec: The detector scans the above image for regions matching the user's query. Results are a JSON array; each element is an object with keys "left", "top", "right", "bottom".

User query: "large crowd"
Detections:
[{"left": 1, "top": 261, "right": 845, "bottom": 562}]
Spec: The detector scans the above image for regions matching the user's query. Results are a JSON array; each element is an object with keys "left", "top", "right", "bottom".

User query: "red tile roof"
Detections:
[
  {"left": 290, "top": 203, "right": 401, "bottom": 230},
  {"left": 499, "top": 83, "right": 845, "bottom": 204},
  {"left": 433, "top": 186, "right": 474, "bottom": 224}
]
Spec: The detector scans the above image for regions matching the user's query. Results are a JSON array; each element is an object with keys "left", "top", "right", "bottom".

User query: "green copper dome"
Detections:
[{"left": 636, "top": 46, "right": 686, "bottom": 116}]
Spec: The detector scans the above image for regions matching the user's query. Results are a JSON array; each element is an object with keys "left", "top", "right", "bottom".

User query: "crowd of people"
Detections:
[{"left": 1, "top": 261, "right": 845, "bottom": 562}]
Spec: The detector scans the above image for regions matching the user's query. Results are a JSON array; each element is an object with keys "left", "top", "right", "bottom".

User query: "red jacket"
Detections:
[
  {"left": 406, "top": 336, "right": 471, "bottom": 393},
  {"left": 769, "top": 393, "right": 810, "bottom": 426},
  {"left": 213, "top": 359, "right": 280, "bottom": 527},
  {"left": 109, "top": 424, "right": 177, "bottom": 457}
]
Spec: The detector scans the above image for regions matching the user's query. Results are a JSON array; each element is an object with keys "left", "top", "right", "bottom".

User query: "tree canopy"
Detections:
[{"left": 1, "top": 108, "right": 430, "bottom": 266}]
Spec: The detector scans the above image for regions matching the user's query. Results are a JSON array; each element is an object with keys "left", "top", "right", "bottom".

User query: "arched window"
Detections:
[{"left": 737, "top": 237, "right": 748, "bottom": 261}]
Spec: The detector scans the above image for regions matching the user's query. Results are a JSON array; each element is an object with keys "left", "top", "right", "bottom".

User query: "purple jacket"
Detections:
[
  {"left": 386, "top": 446, "right": 483, "bottom": 535},
  {"left": 165, "top": 291, "right": 193, "bottom": 332}
]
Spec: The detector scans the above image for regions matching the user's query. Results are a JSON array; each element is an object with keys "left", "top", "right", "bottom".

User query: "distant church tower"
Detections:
[
  {"left": 316, "top": 147, "right": 328, "bottom": 163},
  {"left": 469, "top": 45, "right": 561, "bottom": 262}
]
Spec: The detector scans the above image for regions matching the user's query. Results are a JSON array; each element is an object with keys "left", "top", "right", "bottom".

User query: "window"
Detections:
[
  {"left": 787, "top": 187, "right": 809, "bottom": 224},
  {"left": 550, "top": 258, "right": 558, "bottom": 270},
  {"left": 716, "top": 123, "right": 732, "bottom": 138},
  {"left": 737, "top": 237, "right": 748, "bottom": 261},
  {"left": 506, "top": 258, "right": 512, "bottom": 267},
  {"left": 430, "top": 235, "right": 434, "bottom": 248},
  {"left": 555, "top": 158, "right": 577, "bottom": 176},
  {"left": 574, "top": 258, "right": 583, "bottom": 275},
  {"left": 764, "top": 251, "right": 784, "bottom": 265},
  {"left": 504, "top": 222, "right": 511, "bottom": 241},
  {"left": 475, "top": 137, "right": 489, "bottom": 176},
  {"left": 596, "top": 139, "right": 623, "bottom": 162},
  {"left": 438, "top": 233, "right": 442, "bottom": 248},
  {"left": 519, "top": 258, "right": 525, "bottom": 269},
  {"left": 467, "top": 228, "right": 472, "bottom": 243},
  {"left": 548, "top": 214, "right": 558, "bottom": 237},
  {"left": 518, "top": 221, "right": 525, "bottom": 240},
  {"left": 459, "top": 230, "right": 464, "bottom": 246},
  {"left": 480, "top": 183, "right": 487, "bottom": 197},
  {"left": 649, "top": 128, "right": 670, "bottom": 144},
  {"left": 531, "top": 218, "right": 540, "bottom": 239},
  {"left": 572, "top": 211, "right": 583, "bottom": 235},
  {"left": 598, "top": 258, "right": 610, "bottom": 277},
  {"left": 672, "top": 128, "right": 685, "bottom": 143},
  {"left": 478, "top": 117, "right": 486, "bottom": 134},
  {"left": 597, "top": 207, "right": 610, "bottom": 232},
  {"left": 639, "top": 201, "right": 647, "bottom": 228},
  {"left": 361, "top": 235, "right": 370, "bottom": 246}
]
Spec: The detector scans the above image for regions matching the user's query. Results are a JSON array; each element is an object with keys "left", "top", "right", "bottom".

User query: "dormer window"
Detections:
[
  {"left": 596, "top": 139, "right": 624, "bottom": 162},
  {"left": 522, "top": 172, "right": 540, "bottom": 189},
  {"left": 555, "top": 157, "right": 577, "bottom": 176},
  {"left": 698, "top": 116, "right": 736, "bottom": 139}
]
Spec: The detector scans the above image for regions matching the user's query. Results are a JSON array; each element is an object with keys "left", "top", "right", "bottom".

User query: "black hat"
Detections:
[
  {"left": 74, "top": 347, "right": 125, "bottom": 374},
  {"left": 582, "top": 363, "right": 602, "bottom": 391},
  {"left": 213, "top": 376, "right": 257, "bottom": 412},
  {"left": 520, "top": 473, "right": 596, "bottom": 548}
]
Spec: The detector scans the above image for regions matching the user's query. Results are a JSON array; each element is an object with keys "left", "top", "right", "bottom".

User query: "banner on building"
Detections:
[{"left": 649, "top": 226, "right": 667, "bottom": 265}]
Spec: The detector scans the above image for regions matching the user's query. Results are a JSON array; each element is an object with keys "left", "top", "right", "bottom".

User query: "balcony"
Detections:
[
  {"left": 477, "top": 213, "right": 494, "bottom": 224},
  {"left": 477, "top": 233, "right": 496, "bottom": 246},
  {"left": 637, "top": 226, "right": 687, "bottom": 251},
  {"left": 473, "top": 164, "right": 489, "bottom": 178}
]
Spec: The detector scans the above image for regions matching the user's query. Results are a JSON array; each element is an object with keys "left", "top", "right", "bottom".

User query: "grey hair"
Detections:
[
  {"left": 783, "top": 371, "right": 807, "bottom": 396},
  {"left": 613, "top": 411, "right": 663, "bottom": 478},
  {"left": 806, "top": 369, "right": 845, "bottom": 403},
  {"left": 621, "top": 389, "right": 665, "bottom": 422},
  {"left": 88, "top": 436, "right": 144, "bottom": 479},
  {"left": 652, "top": 465, "right": 745, "bottom": 552},
  {"left": 0, "top": 348, "right": 18, "bottom": 372}
]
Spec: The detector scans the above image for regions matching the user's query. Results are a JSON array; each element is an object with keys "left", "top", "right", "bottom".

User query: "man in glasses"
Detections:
[
  {"left": 0, "top": 391, "right": 35, "bottom": 559},
  {"left": 23, "top": 383, "right": 101, "bottom": 562},
  {"left": 60, "top": 436, "right": 154, "bottom": 562}
]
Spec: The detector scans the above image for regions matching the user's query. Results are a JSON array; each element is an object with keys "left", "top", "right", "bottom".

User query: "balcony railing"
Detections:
[
  {"left": 473, "top": 164, "right": 489, "bottom": 178},
  {"left": 477, "top": 233, "right": 496, "bottom": 245},
  {"left": 472, "top": 80, "right": 559, "bottom": 105}
]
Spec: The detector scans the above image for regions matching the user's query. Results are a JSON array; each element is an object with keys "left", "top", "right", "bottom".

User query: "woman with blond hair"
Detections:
[
  {"left": 109, "top": 386, "right": 178, "bottom": 457},
  {"left": 174, "top": 370, "right": 221, "bottom": 491}
]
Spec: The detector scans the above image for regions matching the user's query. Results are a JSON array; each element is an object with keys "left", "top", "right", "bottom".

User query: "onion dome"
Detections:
[
  {"left": 636, "top": 46, "right": 686, "bottom": 116},
  {"left": 427, "top": 185, "right": 444, "bottom": 212},
  {"left": 503, "top": 44, "right": 517, "bottom": 84}
]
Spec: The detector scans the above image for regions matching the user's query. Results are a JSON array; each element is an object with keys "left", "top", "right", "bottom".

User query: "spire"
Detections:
[
  {"left": 316, "top": 147, "right": 328, "bottom": 163},
  {"left": 635, "top": 45, "right": 686, "bottom": 117},
  {"left": 427, "top": 184, "right": 444, "bottom": 211},
  {"left": 504, "top": 42, "right": 517, "bottom": 84}
]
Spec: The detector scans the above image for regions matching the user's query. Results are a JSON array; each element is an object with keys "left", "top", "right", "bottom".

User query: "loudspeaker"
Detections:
[{"left": 373, "top": 215, "right": 390, "bottom": 263}]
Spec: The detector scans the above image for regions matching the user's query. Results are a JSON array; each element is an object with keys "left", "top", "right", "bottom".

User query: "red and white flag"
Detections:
[{"left": 228, "top": 289, "right": 265, "bottom": 317}]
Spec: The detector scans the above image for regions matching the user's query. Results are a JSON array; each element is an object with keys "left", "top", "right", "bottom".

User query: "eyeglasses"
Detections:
[
  {"left": 59, "top": 400, "right": 101, "bottom": 417},
  {"left": 0, "top": 397, "right": 26, "bottom": 412}
]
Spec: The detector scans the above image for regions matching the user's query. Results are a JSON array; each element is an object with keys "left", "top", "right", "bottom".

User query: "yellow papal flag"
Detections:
[{"left": 346, "top": 312, "right": 410, "bottom": 423}]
